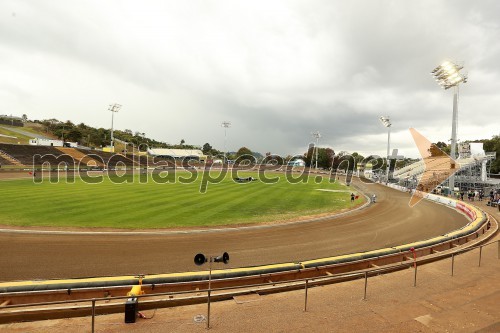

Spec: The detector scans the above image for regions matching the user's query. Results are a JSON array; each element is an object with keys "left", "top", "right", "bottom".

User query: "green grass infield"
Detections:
[{"left": 0, "top": 171, "right": 365, "bottom": 229}]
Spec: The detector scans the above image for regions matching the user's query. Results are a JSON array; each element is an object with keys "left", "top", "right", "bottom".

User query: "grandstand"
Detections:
[
  {"left": 0, "top": 152, "right": 17, "bottom": 166},
  {"left": 76, "top": 148, "right": 136, "bottom": 167},
  {"left": 0, "top": 143, "right": 75, "bottom": 166},
  {"left": 55, "top": 147, "right": 104, "bottom": 168},
  {"left": 393, "top": 143, "right": 498, "bottom": 192},
  {"left": 124, "top": 153, "right": 167, "bottom": 167},
  {"left": 394, "top": 156, "right": 453, "bottom": 178},
  {"left": 0, "top": 143, "right": 139, "bottom": 169},
  {"left": 0, "top": 146, "right": 24, "bottom": 166}
]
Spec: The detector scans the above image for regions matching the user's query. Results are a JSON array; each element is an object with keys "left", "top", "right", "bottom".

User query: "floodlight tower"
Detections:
[
  {"left": 221, "top": 121, "right": 231, "bottom": 163},
  {"left": 108, "top": 103, "right": 121, "bottom": 151},
  {"left": 431, "top": 61, "right": 467, "bottom": 196},
  {"left": 379, "top": 116, "right": 391, "bottom": 182},
  {"left": 311, "top": 131, "right": 321, "bottom": 169}
]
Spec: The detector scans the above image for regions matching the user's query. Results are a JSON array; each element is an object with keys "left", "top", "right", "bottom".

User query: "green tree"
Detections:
[
  {"left": 351, "top": 152, "right": 365, "bottom": 164},
  {"left": 202, "top": 143, "right": 213, "bottom": 154},
  {"left": 429, "top": 143, "right": 447, "bottom": 157},
  {"left": 362, "top": 155, "right": 385, "bottom": 173},
  {"left": 66, "top": 129, "right": 83, "bottom": 142},
  {"left": 483, "top": 135, "right": 500, "bottom": 174},
  {"left": 236, "top": 147, "right": 252, "bottom": 158},
  {"left": 317, "top": 148, "right": 335, "bottom": 169},
  {"left": 433, "top": 141, "right": 450, "bottom": 155},
  {"left": 303, "top": 146, "right": 314, "bottom": 167},
  {"left": 332, "top": 151, "right": 356, "bottom": 172},
  {"left": 304, "top": 147, "right": 335, "bottom": 169}
]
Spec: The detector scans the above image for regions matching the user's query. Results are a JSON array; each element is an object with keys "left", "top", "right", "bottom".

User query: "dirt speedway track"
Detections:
[{"left": 0, "top": 180, "right": 468, "bottom": 282}]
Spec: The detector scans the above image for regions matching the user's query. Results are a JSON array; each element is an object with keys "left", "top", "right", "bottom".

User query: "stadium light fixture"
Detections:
[
  {"left": 108, "top": 103, "right": 121, "bottom": 152},
  {"left": 221, "top": 121, "right": 231, "bottom": 164},
  {"left": 311, "top": 131, "right": 321, "bottom": 169},
  {"left": 431, "top": 61, "right": 467, "bottom": 90},
  {"left": 379, "top": 116, "right": 391, "bottom": 182},
  {"left": 430, "top": 61, "right": 467, "bottom": 197}
]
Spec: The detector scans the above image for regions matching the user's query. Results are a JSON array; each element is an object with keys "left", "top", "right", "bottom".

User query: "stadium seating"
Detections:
[
  {"left": 125, "top": 154, "right": 160, "bottom": 167},
  {"left": 56, "top": 147, "right": 104, "bottom": 168},
  {"left": 0, "top": 143, "right": 75, "bottom": 166},
  {"left": 394, "top": 155, "right": 486, "bottom": 192},
  {"left": 392, "top": 160, "right": 425, "bottom": 178},
  {"left": 76, "top": 149, "right": 135, "bottom": 167},
  {"left": 0, "top": 143, "right": 137, "bottom": 168},
  {"left": 0, "top": 153, "right": 15, "bottom": 166},
  {"left": 394, "top": 157, "right": 449, "bottom": 179}
]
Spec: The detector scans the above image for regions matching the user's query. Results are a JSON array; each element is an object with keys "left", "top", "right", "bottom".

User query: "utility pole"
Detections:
[
  {"left": 221, "top": 121, "right": 231, "bottom": 163},
  {"left": 108, "top": 103, "right": 122, "bottom": 152},
  {"left": 379, "top": 116, "right": 391, "bottom": 182},
  {"left": 431, "top": 61, "right": 467, "bottom": 197},
  {"left": 311, "top": 131, "right": 321, "bottom": 169}
]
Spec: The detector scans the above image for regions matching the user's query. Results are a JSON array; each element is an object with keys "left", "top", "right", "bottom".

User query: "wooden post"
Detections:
[
  {"left": 91, "top": 299, "right": 96, "bottom": 333},
  {"left": 363, "top": 272, "right": 368, "bottom": 300},
  {"left": 451, "top": 254, "right": 455, "bottom": 276},
  {"left": 479, "top": 246, "right": 483, "bottom": 267},
  {"left": 304, "top": 279, "right": 309, "bottom": 312},
  {"left": 413, "top": 263, "right": 417, "bottom": 287}
]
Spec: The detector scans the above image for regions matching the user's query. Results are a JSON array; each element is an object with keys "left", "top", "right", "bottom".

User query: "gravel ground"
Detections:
[{"left": 1, "top": 228, "right": 498, "bottom": 332}]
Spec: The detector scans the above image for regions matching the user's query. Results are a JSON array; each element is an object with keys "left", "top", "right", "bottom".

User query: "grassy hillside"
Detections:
[
  {"left": 0, "top": 123, "right": 58, "bottom": 145},
  {"left": 0, "top": 126, "right": 31, "bottom": 144}
]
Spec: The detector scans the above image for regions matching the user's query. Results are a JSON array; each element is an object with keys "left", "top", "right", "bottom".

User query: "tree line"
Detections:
[
  {"left": 32, "top": 119, "right": 198, "bottom": 151},
  {"left": 27, "top": 117, "right": 500, "bottom": 174}
]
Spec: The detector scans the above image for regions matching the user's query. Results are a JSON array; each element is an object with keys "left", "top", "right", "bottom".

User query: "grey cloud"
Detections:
[{"left": 0, "top": 0, "right": 498, "bottom": 159}]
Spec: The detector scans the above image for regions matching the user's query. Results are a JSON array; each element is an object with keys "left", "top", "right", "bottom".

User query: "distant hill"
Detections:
[{"left": 0, "top": 119, "right": 199, "bottom": 152}]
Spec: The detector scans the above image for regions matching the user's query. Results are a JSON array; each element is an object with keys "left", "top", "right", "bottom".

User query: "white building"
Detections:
[
  {"left": 287, "top": 159, "right": 306, "bottom": 167},
  {"left": 147, "top": 148, "right": 206, "bottom": 162},
  {"left": 29, "top": 138, "right": 63, "bottom": 147}
]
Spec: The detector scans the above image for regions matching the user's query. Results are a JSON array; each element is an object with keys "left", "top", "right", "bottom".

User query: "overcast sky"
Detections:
[{"left": 1, "top": 0, "right": 499, "bottom": 158}]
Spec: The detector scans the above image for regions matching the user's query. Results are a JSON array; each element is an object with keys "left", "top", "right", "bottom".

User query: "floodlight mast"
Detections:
[
  {"left": 311, "top": 131, "right": 321, "bottom": 169},
  {"left": 221, "top": 121, "right": 231, "bottom": 164},
  {"left": 379, "top": 116, "right": 391, "bottom": 182},
  {"left": 431, "top": 61, "right": 467, "bottom": 197},
  {"left": 108, "top": 103, "right": 121, "bottom": 152}
]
